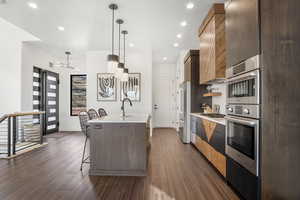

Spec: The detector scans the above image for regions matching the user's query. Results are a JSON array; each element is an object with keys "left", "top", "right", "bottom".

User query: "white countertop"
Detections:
[
  {"left": 190, "top": 113, "right": 226, "bottom": 126},
  {"left": 88, "top": 114, "right": 150, "bottom": 124}
]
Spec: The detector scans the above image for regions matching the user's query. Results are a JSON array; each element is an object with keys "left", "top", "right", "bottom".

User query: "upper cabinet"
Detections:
[
  {"left": 225, "top": 0, "right": 260, "bottom": 67},
  {"left": 199, "top": 4, "right": 226, "bottom": 85}
]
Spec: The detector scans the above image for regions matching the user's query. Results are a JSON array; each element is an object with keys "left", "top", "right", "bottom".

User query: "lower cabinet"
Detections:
[{"left": 193, "top": 117, "right": 226, "bottom": 177}]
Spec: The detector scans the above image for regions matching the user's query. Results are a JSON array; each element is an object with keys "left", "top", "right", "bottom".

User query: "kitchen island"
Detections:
[{"left": 88, "top": 114, "right": 151, "bottom": 176}]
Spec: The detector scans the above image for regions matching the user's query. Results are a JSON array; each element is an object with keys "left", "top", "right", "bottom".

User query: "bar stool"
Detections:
[
  {"left": 98, "top": 108, "right": 108, "bottom": 117},
  {"left": 79, "top": 111, "right": 90, "bottom": 171},
  {"left": 87, "top": 108, "right": 99, "bottom": 120}
]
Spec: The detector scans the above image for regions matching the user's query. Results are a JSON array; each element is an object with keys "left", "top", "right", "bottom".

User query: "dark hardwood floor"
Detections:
[{"left": 0, "top": 128, "right": 239, "bottom": 200}]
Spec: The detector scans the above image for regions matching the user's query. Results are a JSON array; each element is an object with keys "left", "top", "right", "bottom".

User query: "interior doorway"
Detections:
[{"left": 152, "top": 64, "right": 176, "bottom": 128}]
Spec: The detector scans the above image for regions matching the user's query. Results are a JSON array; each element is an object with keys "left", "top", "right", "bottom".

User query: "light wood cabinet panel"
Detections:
[
  {"left": 211, "top": 147, "right": 226, "bottom": 177},
  {"left": 199, "top": 18, "right": 216, "bottom": 84},
  {"left": 199, "top": 4, "right": 226, "bottom": 84},
  {"left": 195, "top": 135, "right": 203, "bottom": 152}
]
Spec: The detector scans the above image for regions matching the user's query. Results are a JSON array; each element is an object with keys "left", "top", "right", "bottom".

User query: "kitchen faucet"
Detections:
[{"left": 121, "top": 98, "right": 133, "bottom": 117}]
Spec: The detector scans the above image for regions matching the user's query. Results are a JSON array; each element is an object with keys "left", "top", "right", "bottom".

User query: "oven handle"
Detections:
[
  {"left": 225, "top": 116, "right": 257, "bottom": 126},
  {"left": 225, "top": 70, "right": 258, "bottom": 83}
]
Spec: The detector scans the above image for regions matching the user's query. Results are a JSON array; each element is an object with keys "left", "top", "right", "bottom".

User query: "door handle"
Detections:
[{"left": 154, "top": 104, "right": 158, "bottom": 110}]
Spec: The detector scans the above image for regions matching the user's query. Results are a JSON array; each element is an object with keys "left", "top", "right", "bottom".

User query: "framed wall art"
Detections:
[
  {"left": 120, "top": 73, "right": 141, "bottom": 102},
  {"left": 70, "top": 74, "right": 87, "bottom": 116},
  {"left": 97, "top": 73, "right": 117, "bottom": 101}
]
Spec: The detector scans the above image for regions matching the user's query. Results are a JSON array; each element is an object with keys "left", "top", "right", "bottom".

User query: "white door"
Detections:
[{"left": 153, "top": 64, "right": 175, "bottom": 128}]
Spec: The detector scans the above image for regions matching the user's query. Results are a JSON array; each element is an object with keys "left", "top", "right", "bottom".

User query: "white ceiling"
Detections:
[{"left": 0, "top": 0, "right": 223, "bottom": 63}]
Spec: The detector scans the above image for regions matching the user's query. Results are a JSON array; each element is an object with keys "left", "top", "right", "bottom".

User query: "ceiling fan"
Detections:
[
  {"left": 49, "top": 51, "right": 79, "bottom": 71},
  {"left": 0, "top": 0, "right": 7, "bottom": 4}
]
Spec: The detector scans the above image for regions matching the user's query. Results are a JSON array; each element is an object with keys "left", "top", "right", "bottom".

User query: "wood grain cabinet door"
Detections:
[
  {"left": 225, "top": 0, "right": 260, "bottom": 67},
  {"left": 199, "top": 18, "right": 216, "bottom": 84},
  {"left": 199, "top": 4, "right": 226, "bottom": 84}
]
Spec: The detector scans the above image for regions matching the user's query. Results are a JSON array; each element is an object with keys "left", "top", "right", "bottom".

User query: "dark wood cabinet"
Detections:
[
  {"left": 260, "top": 0, "right": 300, "bottom": 199},
  {"left": 209, "top": 124, "right": 225, "bottom": 155},
  {"left": 225, "top": 0, "right": 260, "bottom": 67},
  {"left": 184, "top": 50, "right": 211, "bottom": 113},
  {"left": 227, "top": 157, "right": 260, "bottom": 200}
]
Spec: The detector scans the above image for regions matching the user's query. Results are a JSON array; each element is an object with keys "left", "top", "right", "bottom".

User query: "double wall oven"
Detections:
[{"left": 226, "top": 55, "right": 260, "bottom": 176}]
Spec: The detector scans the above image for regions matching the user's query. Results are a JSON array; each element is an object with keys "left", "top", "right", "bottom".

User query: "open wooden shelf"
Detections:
[{"left": 203, "top": 92, "right": 222, "bottom": 97}]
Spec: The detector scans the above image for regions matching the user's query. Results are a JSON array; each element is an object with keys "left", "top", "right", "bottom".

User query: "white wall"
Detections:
[
  {"left": 86, "top": 49, "right": 152, "bottom": 116},
  {"left": 21, "top": 42, "right": 86, "bottom": 131},
  {"left": 0, "top": 18, "right": 39, "bottom": 115}
]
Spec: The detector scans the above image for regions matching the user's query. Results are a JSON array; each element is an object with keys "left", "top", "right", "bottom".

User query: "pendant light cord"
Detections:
[
  {"left": 123, "top": 32, "right": 126, "bottom": 65},
  {"left": 112, "top": 8, "right": 115, "bottom": 55},
  {"left": 118, "top": 22, "right": 121, "bottom": 58}
]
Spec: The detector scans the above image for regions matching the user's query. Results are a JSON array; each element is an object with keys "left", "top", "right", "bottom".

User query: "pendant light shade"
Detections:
[
  {"left": 121, "top": 68, "right": 129, "bottom": 82},
  {"left": 116, "top": 62, "right": 125, "bottom": 79},
  {"left": 107, "top": 4, "right": 119, "bottom": 73},
  {"left": 115, "top": 19, "right": 124, "bottom": 78},
  {"left": 121, "top": 30, "right": 129, "bottom": 81}
]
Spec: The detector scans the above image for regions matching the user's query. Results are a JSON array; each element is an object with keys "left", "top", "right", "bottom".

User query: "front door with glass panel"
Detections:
[
  {"left": 44, "top": 71, "right": 59, "bottom": 134},
  {"left": 33, "top": 67, "right": 59, "bottom": 135}
]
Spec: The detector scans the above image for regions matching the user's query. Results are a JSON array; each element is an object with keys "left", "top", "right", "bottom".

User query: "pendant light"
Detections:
[
  {"left": 121, "top": 30, "right": 129, "bottom": 82},
  {"left": 115, "top": 19, "right": 125, "bottom": 79},
  {"left": 107, "top": 4, "right": 119, "bottom": 73},
  {"left": 49, "top": 51, "right": 79, "bottom": 71}
]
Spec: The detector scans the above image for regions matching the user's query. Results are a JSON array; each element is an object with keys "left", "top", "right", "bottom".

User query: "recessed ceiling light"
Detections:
[
  {"left": 173, "top": 43, "right": 179, "bottom": 47},
  {"left": 180, "top": 21, "right": 187, "bottom": 27},
  {"left": 163, "top": 57, "right": 168, "bottom": 61},
  {"left": 177, "top": 34, "right": 182, "bottom": 39},
  {"left": 186, "top": 2, "right": 194, "bottom": 10},
  {"left": 27, "top": 2, "right": 38, "bottom": 9},
  {"left": 57, "top": 26, "right": 65, "bottom": 31},
  {"left": 129, "top": 43, "right": 134, "bottom": 47}
]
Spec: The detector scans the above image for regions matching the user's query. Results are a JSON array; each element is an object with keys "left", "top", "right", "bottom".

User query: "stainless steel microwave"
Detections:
[
  {"left": 226, "top": 55, "right": 261, "bottom": 105},
  {"left": 227, "top": 69, "right": 260, "bottom": 105}
]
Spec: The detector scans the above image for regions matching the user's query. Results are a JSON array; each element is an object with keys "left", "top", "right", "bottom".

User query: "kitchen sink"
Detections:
[{"left": 200, "top": 113, "right": 225, "bottom": 118}]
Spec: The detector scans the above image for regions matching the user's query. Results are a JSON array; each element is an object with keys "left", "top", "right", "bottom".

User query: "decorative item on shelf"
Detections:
[
  {"left": 115, "top": 19, "right": 125, "bottom": 79},
  {"left": 121, "top": 30, "right": 129, "bottom": 82},
  {"left": 107, "top": 4, "right": 119, "bottom": 73},
  {"left": 49, "top": 51, "right": 79, "bottom": 71},
  {"left": 202, "top": 103, "right": 213, "bottom": 113},
  {"left": 120, "top": 73, "right": 141, "bottom": 102},
  {"left": 203, "top": 85, "right": 222, "bottom": 97},
  {"left": 97, "top": 73, "right": 117, "bottom": 101}
]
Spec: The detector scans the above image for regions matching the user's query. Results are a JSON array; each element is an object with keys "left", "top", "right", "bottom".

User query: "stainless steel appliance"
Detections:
[
  {"left": 226, "top": 55, "right": 260, "bottom": 105},
  {"left": 226, "top": 54, "right": 261, "bottom": 176},
  {"left": 225, "top": 114, "right": 259, "bottom": 175},
  {"left": 179, "top": 82, "right": 191, "bottom": 143},
  {"left": 179, "top": 50, "right": 211, "bottom": 144}
]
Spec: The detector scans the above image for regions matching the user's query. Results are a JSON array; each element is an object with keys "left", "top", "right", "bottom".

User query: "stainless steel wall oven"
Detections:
[
  {"left": 225, "top": 115, "right": 259, "bottom": 175},
  {"left": 226, "top": 55, "right": 261, "bottom": 177}
]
